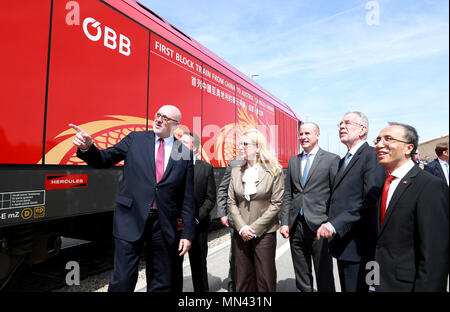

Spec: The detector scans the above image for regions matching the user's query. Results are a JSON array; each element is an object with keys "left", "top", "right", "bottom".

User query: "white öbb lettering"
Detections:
[{"left": 82, "top": 17, "right": 131, "bottom": 56}]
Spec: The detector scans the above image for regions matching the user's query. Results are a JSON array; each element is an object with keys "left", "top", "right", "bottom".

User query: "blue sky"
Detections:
[{"left": 140, "top": 0, "right": 449, "bottom": 156}]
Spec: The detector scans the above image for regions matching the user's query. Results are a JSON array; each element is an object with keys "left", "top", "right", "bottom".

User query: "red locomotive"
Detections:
[{"left": 0, "top": 0, "right": 299, "bottom": 288}]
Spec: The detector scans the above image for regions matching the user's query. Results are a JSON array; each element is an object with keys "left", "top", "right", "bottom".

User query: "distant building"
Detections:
[{"left": 418, "top": 134, "right": 449, "bottom": 160}]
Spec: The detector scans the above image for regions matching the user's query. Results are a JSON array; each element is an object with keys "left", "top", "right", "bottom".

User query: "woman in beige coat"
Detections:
[{"left": 228, "top": 128, "right": 284, "bottom": 292}]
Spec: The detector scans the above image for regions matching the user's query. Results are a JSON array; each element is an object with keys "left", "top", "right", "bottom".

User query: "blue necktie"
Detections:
[
  {"left": 445, "top": 162, "right": 449, "bottom": 179},
  {"left": 300, "top": 153, "right": 311, "bottom": 216},
  {"left": 302, "top": 153, "right": 311, "bottom": 185},
  {"left": 343, "top": 151, "right": 351, "bottom": 170}
]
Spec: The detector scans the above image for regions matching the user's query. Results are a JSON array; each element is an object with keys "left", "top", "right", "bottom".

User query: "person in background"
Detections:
[
  {"left": 228, "top": 129, "right": 284, "bottom": 292},
  {"left": 413, "top": 150, "right": 425, "bottom": 169},
  {"left": 280, "top": 122, "right": 339, "bottom": 292},
  {"left": 317, "top": 111, "right": 385, "bottom": 292},
  {"left": 70, "top": 105, "right": 195, "bottom": 292},
  {"left": 172, "top": 131, "right": 216, "bottom": 292},
  {"left": 373, "top": 122, "right": 448, "bottom": 291},
  {"left": 424, "top": 142, "right": 449, "bottom": 186},
  {"left": 216, "top": 156, "right": 244, "bottom": 292}
]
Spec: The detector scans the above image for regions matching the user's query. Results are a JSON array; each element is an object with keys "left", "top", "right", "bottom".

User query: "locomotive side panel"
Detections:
[
  {"left": 201, "top": 64, "right": 237, "bottom": 167},
  {"left": 44, "top": 0, "right": 150, "bottom": 165},
  {"left": 0, "top": 1, "right": 52, "bottom": 164},
  {"left": 148, "top": 34, "right": 202, "bottom": 139}
]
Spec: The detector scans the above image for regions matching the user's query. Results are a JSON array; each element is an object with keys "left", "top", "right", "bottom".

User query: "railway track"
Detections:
[
  {"left": 2, "top": 238, "right": 114, "bottom": 292},
  {"left": 2, "top": 222, "right": 229, "bottom": 292}
]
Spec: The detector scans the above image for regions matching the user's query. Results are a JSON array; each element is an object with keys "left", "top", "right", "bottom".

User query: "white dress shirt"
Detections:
[
  {"left": 346, "top": 140, "right": 367, "bottom": 163},
  {"left": 154, "top": 134, "right": 174, "bottom": 171},
  {"left": 301, "top": 145, "right": 319, "bottom": 174},
  {"left": 438, "top": 158, "right": 449, "bottom": 186},
  {"left": 385, "top": 160, "right": 415, "bottom": 211}
]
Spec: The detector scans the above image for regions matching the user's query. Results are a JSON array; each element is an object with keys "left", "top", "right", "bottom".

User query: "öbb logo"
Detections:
[
  {"left": 83, "top": 17, "right": 131, "bottom": 56},
  {"left": 65, "top": 1, "right": 131, "bottom": 56}
]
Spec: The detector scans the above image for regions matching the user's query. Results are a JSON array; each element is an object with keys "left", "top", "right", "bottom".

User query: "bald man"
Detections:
[
  {"left": 70, "top": 105, "right": 195, "bottom": 292},
  {"left": 280, "top": 122, "right": 340, "bottom": 292}
]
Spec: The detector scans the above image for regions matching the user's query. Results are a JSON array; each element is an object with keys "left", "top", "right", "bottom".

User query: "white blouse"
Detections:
[{"left": 242, "top": 163, "right": 260, "bottom": 201}]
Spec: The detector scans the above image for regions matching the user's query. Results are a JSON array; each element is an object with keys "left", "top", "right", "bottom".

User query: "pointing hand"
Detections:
[{"left": 69, "top": 123, "right": 93, "bottom": 150}]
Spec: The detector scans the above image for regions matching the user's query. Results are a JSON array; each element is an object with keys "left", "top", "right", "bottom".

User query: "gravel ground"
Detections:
[{"left": 53, "top": 226, "right": 231, "bottom": 292}]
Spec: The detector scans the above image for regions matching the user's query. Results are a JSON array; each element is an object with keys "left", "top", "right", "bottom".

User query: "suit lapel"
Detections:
[
  {"left": 148, "top": 132, "right": 156, "bottom": 182},
  {"left": 294, "top": 153, "right": 304, "bottom": 189},
  {"left": 333, "top": 157, "right": 346, "bottom": 189},
  {"left": 256, "top": 165, "right": 270, "bottom": 187},
  {"left": 333, "top": 142, "right": 368, "bottom": 190},
  {"left": 379, "top": 166, "right": 420, "bottom": 235},
  {"left": 436, "top": 160, "right": 447, "bottom": 181},
  {"left": 304, "top": 148, "right": 323, "bottom": 186},
  {"left": 194, "top": 158, "right": 201, "bottom": 184}
]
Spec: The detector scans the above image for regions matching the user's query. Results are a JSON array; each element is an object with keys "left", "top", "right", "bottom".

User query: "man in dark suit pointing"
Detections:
[
  {"left": 374, "top": 122, "right": 448, "bottom": 291},
  {"left": 69, "top": 105, "right": 195, "bottom": 292},
  {"left": 280, "top": 122, "right": 339, "bottom": 292}
]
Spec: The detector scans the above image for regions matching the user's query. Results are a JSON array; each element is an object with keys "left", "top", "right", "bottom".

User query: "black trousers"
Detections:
[
  {"left": 108, "top": 215, "right": 174, "bottom": 292},
  {"left": 172, "top": 225, "right": 210, "bottom": 292},
  {"left": 227, "top": 228, "right": 236, "bottom": 292},
  {"left": 289, "top": 215, "right": 335, "bottom": 292},
  {"left": 337, "top": 259, "right": 369, "bottom": 292}
]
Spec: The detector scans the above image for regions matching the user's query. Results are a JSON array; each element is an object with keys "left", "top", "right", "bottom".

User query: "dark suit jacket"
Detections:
[
  {"left": 216, "top": 158, "right": 245, "bottom": 228},
  {"left": 77, "top": 131, "right": 195, "bottom": 245},
  {"left": 375, "top": 165, "right": 449, "bottom": 292},
  {"left": 194, "top": 159, "right": 216, "bottom": 231},
  {"left": 424, "top": 158, "right": 447, "bottom": 185},
  {"left": 328, "top": 142, "right": 386, "bottom": 262},
  {"left": 280, "top": 148, "right": 340, "bottom": 232}
]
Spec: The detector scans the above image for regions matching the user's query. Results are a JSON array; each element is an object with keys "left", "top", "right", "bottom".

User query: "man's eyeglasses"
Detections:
[
  {"left": 373, "top": 136, "right": 411, "bottom": 145},
  {"left": 337, "top": 120, "right": 364, "bottom": 128},
  {"left": 155, "top": 112, "right": 179, "bottom": 124}
]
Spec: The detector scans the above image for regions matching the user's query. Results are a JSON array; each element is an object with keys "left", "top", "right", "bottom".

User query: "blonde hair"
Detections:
[{"left": 242, "top": 128, "right": 282, "bottom": 175}]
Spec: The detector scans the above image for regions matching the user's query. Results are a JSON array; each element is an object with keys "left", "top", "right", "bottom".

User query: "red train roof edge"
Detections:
[{"left": 108, "top": 0, "right": 300, "bottom": 120}]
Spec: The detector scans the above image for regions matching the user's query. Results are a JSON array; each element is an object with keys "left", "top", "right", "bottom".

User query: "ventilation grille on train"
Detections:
[
  {"left": 136, "top": 1, "right": 165, "bottom": 24},
  {"left": 135, "top": 1, "right": 192, "bottom": 41},
  {"left": 168, "top": 24, "right": 191, "bottom": 41}
]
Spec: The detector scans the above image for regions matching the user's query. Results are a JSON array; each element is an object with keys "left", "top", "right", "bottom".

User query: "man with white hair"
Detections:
[{"left": 317, "top": 111, "right": 386, "bottom": 292}]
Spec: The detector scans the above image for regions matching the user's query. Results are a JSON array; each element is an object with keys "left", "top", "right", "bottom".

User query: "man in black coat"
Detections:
[
  {"left": 70, "top": 105, "right": 195, "bottom": 292},
  {"left": 172, "top": 131, "right": 216, "bottom": 292},
  {"left": 317, "top": 111, "right": 386, "bottom": 292},
  {"left": 424, "top": 142, "right": 449, "bottom": 186},
  {"left": 374, "top": 122, "right": 448, "bottom": 291}
]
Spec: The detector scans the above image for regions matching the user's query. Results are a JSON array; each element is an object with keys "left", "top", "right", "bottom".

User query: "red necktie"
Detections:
[
  {"left": 380, "top": 174, "right": 396, "bottom": 226},
  {"left": 156, "top": 138, "right": 165, "bottom": 183}
]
